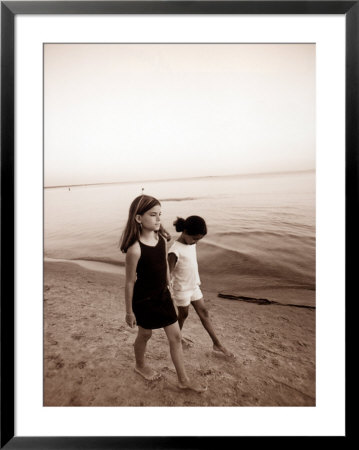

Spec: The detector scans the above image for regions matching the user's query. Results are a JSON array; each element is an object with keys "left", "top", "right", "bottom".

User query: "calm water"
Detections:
[{"left": 44, "top": 171, "right": 315, "bottom": 306}]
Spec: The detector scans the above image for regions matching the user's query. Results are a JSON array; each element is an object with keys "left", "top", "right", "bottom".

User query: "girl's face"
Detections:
[
  {"left": 137, "top": 205, "right": 161, "bottom": 231},
  {"left": 182, "top": 232, "right": 204, "bottom": 245}
]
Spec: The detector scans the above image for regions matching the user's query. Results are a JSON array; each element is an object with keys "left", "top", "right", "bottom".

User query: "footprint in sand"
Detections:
[
  {"left": 181, "top": 337, "right": 194, "bottom": 349},
  {"left": 71, "top": 333, "right": 85, "bottom": 340}
]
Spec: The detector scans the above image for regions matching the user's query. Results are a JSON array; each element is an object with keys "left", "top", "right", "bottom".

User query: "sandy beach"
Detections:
[{"left": 44, "top": 261, "right": 315, "bottom": 407}]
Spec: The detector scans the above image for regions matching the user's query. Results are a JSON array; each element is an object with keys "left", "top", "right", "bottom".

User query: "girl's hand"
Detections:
[{"left": 125, "top": 312, "right": 136, "bottom": 328}]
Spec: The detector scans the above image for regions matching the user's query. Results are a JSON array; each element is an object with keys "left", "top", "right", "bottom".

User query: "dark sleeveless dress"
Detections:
[{"left": 132, "top": 236, "right": 178, "bottom": 330}]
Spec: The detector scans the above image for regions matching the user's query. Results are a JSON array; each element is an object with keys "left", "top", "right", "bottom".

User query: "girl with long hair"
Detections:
[{"left": 120, "top": 195, "right": 206, "bottom": 392}]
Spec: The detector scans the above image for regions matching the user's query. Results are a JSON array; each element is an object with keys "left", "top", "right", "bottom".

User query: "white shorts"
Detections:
[{"left": 171, "top": 286, "right": 203, "bottom": 307}]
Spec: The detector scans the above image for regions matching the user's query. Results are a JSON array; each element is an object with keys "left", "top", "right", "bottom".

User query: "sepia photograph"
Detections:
[{"left": 43, "top": 43, "right": 316, "bottom": 407}]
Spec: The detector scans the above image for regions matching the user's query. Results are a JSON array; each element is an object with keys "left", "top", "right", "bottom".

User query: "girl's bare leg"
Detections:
[
  {"left": 192, "top": 298, "right": 234, "bottom": 357},
  {"left": 134, "top": 326, "right": 161, "bottom": 380},
  {"left": 177, "top": 306, "right": 193, "bottom": 348},
  {"left": 164, "top": 322, "right": 206, "bottom": 392}
]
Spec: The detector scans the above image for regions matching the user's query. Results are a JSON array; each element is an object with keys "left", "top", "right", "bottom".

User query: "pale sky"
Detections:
[{"left": 44, "top": 43, "right": 315, "bottom": 186}]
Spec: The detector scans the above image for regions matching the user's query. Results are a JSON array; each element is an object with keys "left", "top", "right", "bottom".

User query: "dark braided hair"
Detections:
[{"left": 173, "top": 216, "right": 207, "bottom": 236}]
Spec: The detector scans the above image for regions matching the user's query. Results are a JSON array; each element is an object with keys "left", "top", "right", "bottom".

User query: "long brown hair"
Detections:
[{"left": 119, "top": 195, "right": 170, "bottom": 253}]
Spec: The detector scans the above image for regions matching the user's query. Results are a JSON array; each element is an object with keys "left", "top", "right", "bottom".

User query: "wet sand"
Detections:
[{"left": 44, "top": 261, "right": 315, "bottom": 406}]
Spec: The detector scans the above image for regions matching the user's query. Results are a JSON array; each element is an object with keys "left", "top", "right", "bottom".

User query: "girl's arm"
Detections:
[
  {"left": 124, "top": 242, "right": 140, "bottom": 328},
  {"left": 168, "top": 252, "right": 178, "bottom": 274},
  {"left": 167, "top": 252, "right": 178, "bottom": 294},
  {"left": 165, "top": 238, "right": 176, "bottom": 286}
]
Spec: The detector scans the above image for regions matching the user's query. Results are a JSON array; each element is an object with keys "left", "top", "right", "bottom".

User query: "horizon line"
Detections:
[{"left": 44, "top": 168, "right": 315, "bottom": 190}]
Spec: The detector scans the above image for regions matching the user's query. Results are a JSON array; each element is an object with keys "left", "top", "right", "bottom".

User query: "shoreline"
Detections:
[
  {"left": 44, "top": 260, "right": 315, "bottom": 406},
  {"left": 44, "top": 257, "right": 125, "bottom": 275},
  {"left": 44, "top": 257, "right": 315, "bottom": 308}
]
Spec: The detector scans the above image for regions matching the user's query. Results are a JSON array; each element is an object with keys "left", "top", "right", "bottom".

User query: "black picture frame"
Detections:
[{"left": 1, "top": 1, "right": 355, "bottom": 447}]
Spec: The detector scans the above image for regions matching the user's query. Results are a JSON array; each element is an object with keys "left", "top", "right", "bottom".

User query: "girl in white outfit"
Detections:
[{"left": 168, "top": 216, "right": 233, "bottom": 357}]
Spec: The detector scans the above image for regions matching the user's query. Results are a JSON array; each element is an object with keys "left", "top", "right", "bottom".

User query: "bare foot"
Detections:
[
  {"left": 181, "top": 337, "right": 193, "bottom": 349},
  {"left": 213, "top": 344, "right": 235, "bottom": 358},
  {"left": 134, "top": 366, "right": 161, "bottom": 381},
  {"left": 178, "top": 378, "right": 207, "bottom": 393}
]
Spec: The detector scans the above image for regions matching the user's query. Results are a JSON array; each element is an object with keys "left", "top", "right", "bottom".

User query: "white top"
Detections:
[{"left": 168, "top": 240, "right": 201, "bottom": 292}]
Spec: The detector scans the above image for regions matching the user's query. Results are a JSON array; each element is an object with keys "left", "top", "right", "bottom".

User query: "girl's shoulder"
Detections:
[
  {"left": 169, "top": 239, "right": 185, "bottom": 255},
  {"left": 126, "top": 240, "right": 141, "bottom": 257}
]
